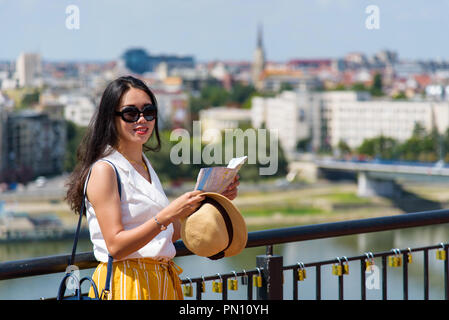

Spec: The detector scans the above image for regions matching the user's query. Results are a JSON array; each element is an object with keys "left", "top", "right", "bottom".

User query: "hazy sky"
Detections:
[{"left": 1, "top": 0, "right": 448, "bottom": 62}]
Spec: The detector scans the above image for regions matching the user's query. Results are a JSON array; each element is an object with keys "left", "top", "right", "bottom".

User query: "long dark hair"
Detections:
[{"left": 66, "top": 75, "right": 161, "bottom": 214}]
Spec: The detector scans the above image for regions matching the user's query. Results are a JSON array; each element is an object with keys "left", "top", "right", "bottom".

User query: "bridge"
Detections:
[{"left": 294, "top": 159, "right": 449, "bottom": 197}]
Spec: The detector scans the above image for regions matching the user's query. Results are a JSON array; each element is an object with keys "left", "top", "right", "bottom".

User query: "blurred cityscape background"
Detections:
[{"left": 1, "top": 0, "right": 449, "bottom": 241}]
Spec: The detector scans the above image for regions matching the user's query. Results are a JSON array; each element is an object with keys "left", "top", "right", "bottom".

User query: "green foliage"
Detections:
[
  {"left": 334, "top": 84, "right": 346, "bottom": 91},
  {"left": 392, "top": 91, "right": 407, "bottom": 100},
  {"left": 278, "top": 82, "right": 294, "bottom": 92},
  {"left": 357, "top": 135, "right": 399, "bottom": 159},
  {"left": 230, "top": 83, "right": 256, "bottom": 104},
  {"left": 200, "top": 85, "right": 229, "bottom": 106},
  {"left": 356, "top": 123, "right": 445, "bottom": 162},
  {"left": 296, "top": 137, "right": 312, "bottom": 152},
  {"left": 189, "top": 83, "right": 257, "bottom": 116},
  {"left": 64, "top": 121, "right": 87, "bottom": 172},
  {"left": 351, "top": 82, "right": 368, "bottom": 92},
  {"left": 337, "top": 140, "right": 351, "bottom": 154},
  {"left": 370, "top": 73, "right": 383, "bottom": 96}
]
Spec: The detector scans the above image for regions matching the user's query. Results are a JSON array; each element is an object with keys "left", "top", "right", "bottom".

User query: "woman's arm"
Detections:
[
  {"left": 87, "top": 162, "right": 204, "bottom": 260},
  {"left": 171, "top": 219, "right": 181, "bottom": 242}
]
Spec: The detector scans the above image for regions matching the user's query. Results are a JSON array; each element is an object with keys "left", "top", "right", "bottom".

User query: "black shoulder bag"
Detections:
[{"left": 57, "top": 160, "right": 120, "bottom": 300}]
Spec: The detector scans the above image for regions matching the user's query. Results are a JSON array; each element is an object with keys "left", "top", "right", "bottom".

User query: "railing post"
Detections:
[{"left": 256, "top": 246, "right": 283, "bottom": 300}]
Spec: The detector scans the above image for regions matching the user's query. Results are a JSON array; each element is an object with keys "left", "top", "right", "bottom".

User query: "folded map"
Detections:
[{"left": 194, "top": 156, "right": 247, "bottom": 193}]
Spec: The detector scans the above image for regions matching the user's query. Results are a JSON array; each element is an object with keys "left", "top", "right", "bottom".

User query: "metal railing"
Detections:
[{"left": 1, "top": 208, "right": 449, "bottom": 299}]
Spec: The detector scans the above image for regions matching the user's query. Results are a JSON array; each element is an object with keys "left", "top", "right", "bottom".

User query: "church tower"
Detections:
[{"left": 251, "top": 24, "right": 266, "bottom": 90}]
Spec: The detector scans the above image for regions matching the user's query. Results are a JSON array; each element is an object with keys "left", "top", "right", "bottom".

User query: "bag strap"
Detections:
[{"left": 68, "top": 159, "right": 121, "bottom": 297}]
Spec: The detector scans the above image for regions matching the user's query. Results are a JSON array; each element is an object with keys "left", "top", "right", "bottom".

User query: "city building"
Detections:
[
  {"left": 199, "top": 107, "right": 252, "bottom": 143},
  {"left": 16, "top": 53, "right": 42, "bottom": 88},
  {"left": 169, "top": 65, "right": 221, "bottom": 94},
  {"left": 319, "top": 91, "right": 449, "bottom": 149},
  {"left": 121, "top": 48, "right": 195, "bottom": 75},
  {"left": 259, "top": 69, "right": 322, "bottom": 92},
  {"left": 251, "top": 89, "right": 449, "bottom": 156},
  {"left": 0, "top": 105, "right": 7, "bottom": 175},
  {"left": 5, "top": 111, "right": 66, "bottom": 179},
  {"left": 251, "top": 25, "right": 266, "bottom": 91},
  {"left": 287, "top": 59, "right": 333, "bottom": 72},
  {"left": 61, "top": 94, "right": 96, "bottom": 127},
  {"left": 0, "top": 92, "right": 14, "bottom": 175},
  {"left": 251, "top": 91, "right": 311, "bottom": 158},
  {"left": 152, "top": 85, "right": 190, "bottom": 130}
]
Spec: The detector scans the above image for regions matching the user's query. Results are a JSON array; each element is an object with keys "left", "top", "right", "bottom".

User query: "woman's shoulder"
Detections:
[
  {"left": 91, "top": 160, "right": 116, "bottom": 176},
  {"left": 86, "top": 161, "right": 119, "bottom": 202}
]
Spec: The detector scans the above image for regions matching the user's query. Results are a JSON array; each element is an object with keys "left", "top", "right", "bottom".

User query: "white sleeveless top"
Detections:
[{"left": 85, "top": 148, "right": 176, "bottom": 263}]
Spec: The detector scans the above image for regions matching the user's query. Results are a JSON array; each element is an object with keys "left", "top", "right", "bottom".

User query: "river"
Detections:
[{"left": 0, "top": 222, "right": 448, "bottom": 300}]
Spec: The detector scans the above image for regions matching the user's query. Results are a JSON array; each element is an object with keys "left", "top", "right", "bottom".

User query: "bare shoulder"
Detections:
[{"left": 86, "top": 161, "right": 118, "bottom": 202}]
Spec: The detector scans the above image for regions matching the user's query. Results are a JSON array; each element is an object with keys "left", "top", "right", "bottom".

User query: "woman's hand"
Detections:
[
  {"left": 221, "top": 175, "right": 239, "bottom": 200},
  {"left": 158, "top": 190, "right": 205, "bottom": 224}
]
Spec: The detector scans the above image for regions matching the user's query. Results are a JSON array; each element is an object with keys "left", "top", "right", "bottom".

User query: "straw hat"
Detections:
[{"left": 180, "top": 192, "right": 248, "bottom": 260}]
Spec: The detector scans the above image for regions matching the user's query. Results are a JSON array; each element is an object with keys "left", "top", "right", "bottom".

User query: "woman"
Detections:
[{"left": 66, "top": 76, "right": 239, "bottom": 300}]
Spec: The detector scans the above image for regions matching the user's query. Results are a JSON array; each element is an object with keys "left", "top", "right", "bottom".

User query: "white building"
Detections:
[
  {"left": 199, "top": 107, "right": 252, "bottom": 143},
  {"left": 152, "top": 88, "right": 189, "bottom": 130},
  {"left": 251, "top": 90, "right": 449, "bottom": 154},
  {"left": 61, "top": 95, "right": 96, "bottom": 127},
  {"left": 251, "top": 91, "right": 311, "bottom": 157},
  {"left": 316, "top": 91, "right": 449, "bottom": 149},
  {"left": 16, "top": 53, "right": 42, "bottom": 88}
]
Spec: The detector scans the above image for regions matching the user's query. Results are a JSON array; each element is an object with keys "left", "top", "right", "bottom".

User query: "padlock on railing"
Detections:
[
  {"left": 342, "top": 256, "right": 349, "bottom": 275},
  {"left": 389, "top": 249, "right": 402, "bottom": 267},
  {"left": 228, "top": 271, "right": 238, "bottom": 291},
  {"left": 365, "top": 252, "right": 375, "bottom": 272},
  {"left": 297, "top": 262, "right": 306, "bottom": 281},
  {"left": 183, "top": 277, "right": 193, "bottom": 297},
  {"left": 436, "top": 243, "right": 447, "bottom": 261},
  {"left": 253, "top": 267, "right": 263, "bottom": 288},
  {"left": 407, "top": 248, "right": 413, "bottom": 264},
  {"left": 212, "top": 274, "right": 223, "bottom": 293},
  {"left": 201, "top": 276, "right": 206, "bottom": 293},
  {"left": 332, "top": 257, "right": 343, "bottom": 276}
]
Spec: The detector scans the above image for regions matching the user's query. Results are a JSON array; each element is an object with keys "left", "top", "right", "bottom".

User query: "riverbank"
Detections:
[{"left": 5, "top": 180, "right": 447, "bottom": 232}]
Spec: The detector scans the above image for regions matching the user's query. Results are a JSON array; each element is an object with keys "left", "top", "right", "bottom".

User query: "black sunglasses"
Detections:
[{"left": 115, "top": 104, "right": 157, "bottom": 123}]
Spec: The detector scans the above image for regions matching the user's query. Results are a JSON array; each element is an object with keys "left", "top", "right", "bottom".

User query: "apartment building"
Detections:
[
  {"left": 251, "top": 90, "right": 449, "bottom": 154},
  {"left": 199, "top": 107, "right": 252, "bottom": 143},
  {"left": 16, "top": 53, "right": 42, "bottom": 88},
  {"left": 251, "top": 91, "right": 311, "bottom": 157},
  {"left": 5, "top": 111, "right": 66, "bottom": 178},
  {"left": 316, "top": 91, "right": 449, "bottom": 149}
]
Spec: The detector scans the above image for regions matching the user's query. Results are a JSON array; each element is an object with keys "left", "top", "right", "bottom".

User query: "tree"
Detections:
[
  {"left": 200, "top": 85, "right": 230, "bottom": 106},
  {"left": 337, "top": 140, "right": 351, "bottom": 155},
  {"left": 370, "top": 73, "right": 383, "bottom": 96},
  {"left": 296, "top": 137, "right": 311, "bottom": 152},
  {"left": 279, "top": 82, "right": 294, "bottom": 92},
  {"left": 230, "top": 83, "right": 256, "bottom": 104},
  {"left": 357, "top": 135, "right": 399, "bottom": 160},
  {"left": 351, "top": 83, "right": 368, "bottom": 92},
  {"left": 398, "top": 123, "right": 439, "bottom": 162},
  {"left": 64, "top": 121, "right": 87, "bottom": 172}
]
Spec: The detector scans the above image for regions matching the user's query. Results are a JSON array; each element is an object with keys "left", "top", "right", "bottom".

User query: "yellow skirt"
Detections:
[{"left": 88, "top": 258, "right": 184, "bottom": 300}]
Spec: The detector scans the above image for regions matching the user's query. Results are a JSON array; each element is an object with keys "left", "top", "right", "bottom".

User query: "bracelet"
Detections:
[{"left": 154, "top": 217, "right": 167, "bottom": 231}]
